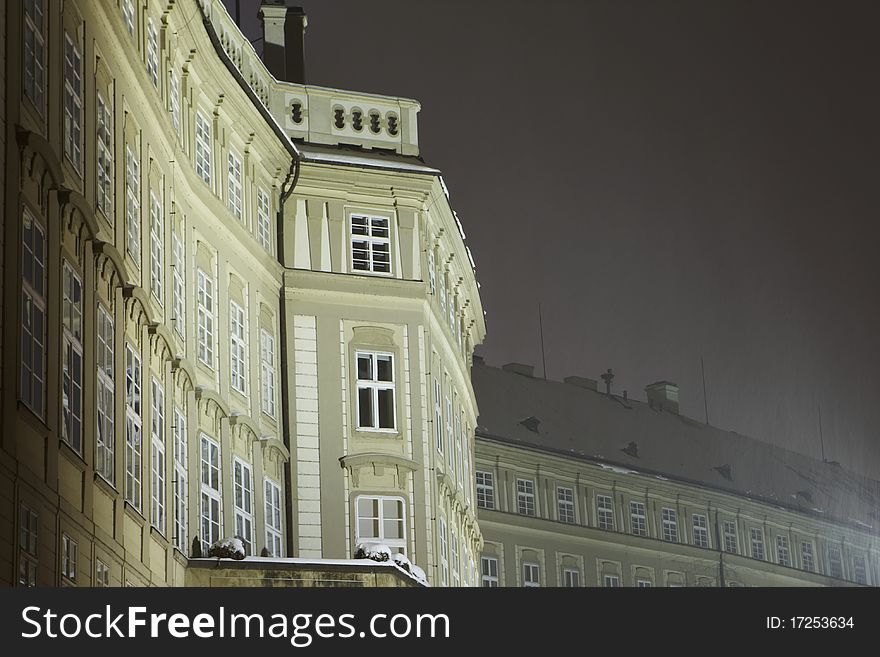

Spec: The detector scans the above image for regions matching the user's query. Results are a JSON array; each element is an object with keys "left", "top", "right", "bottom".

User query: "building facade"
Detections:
[
  {"left": 472, "top": 360, "right": 880, "bottom": 587},
  {"left": 0, "top": 0, "right": 484, "bottom": 588}
]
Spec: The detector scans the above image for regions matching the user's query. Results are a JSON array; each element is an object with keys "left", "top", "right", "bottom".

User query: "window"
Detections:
[
  {"left": 63, "top": 32, "right": 83, "bottom": 170},
  {"left": 800, "top": 541, "right": 815, "bottom": 572},
  {"left": 122, "top": 0, "right": 134, "bottom": 34},
  {"left": 630, "top": 501, "right": 647, "bottom": 537},
  {"left": 169, "top": 69, "right": 181, "bottom": 136},
  {"left": 355, "top": 352, "right": 395, "bottom": 430},
  {"left": 433, "top": 377, "right": 442, "bottom": 454},
  {"left": 62, "top": 263, "right": 83, "bottom": 453},
  {"left": 636, "top": 578, "right": 653, "bottom": 588},
  {"left": 195, "top": 112, "right": 213, "bottom": 186},
  {"left": 23, "top": 0, "right": 46, "bottom": 112},
  {"left": 171, "top": 233, "right": 185, "bottom": 338},
  {"left": 776, "top": 535, "right": 791, "bottom": 567},
  {"left": 445, "top": 394, "right": 454, "bottom": 474},
  {"left": 260, "top": 330, "right": 276, "bottom": 417},
  {"left": 146, "top": 18, "right": 158, "bottom": 87},
  {"left": 172, "top": 407, "right": 187, "bottom": 552},
  {"left": 828, "top": 545, "right": 843, "bottom": 579},
  {"left": 463, "top": 423, "right": 472, "bottom": 504},
  {"left": 95, "top": 560, "right": 110, "bottom": 587},
  {"left": 21, "top": 208, "right": 46, "bottom": 418},
  {"left": 750, "top": 527, "right": 765, "bottom": 560},
  {"left": 427, "top": 249, "right": 436, "bottom": 296},
  {"left": 229, "top": 301, "right": 247, "bottom": 395},
  {"left": 481, "top": 556, "right": 498, "bottom": 587},
  {"left": 97, "top": 93, "right": 113, "bottom": 219},
  {"left": 19, "top": 505, "right": 38, "bottom": 587},
  {"left": 563, "top": 568, "right": 580, "bottom": 587},
  {"left": 723, "top": 520, "right": 738, "bottom": 554},
  {"left": 96, "top": 305, "right": 115, "bottom": 482},
  {"left": 692, "top": 514, "right": 710, "bottom": 549},
  {"left": 439, "top": 272, "right": 447, "bottom": 312},
  {"left": 523, "top": 562, "right": 540, "bottom": 587},
  {"left": 227, "top": 151, "right": 243, "bottom": 221},
  {"left": 852, "top": 555, "right": 868, "bottom": 585},
  {"left": 596, "top": 495, "right": 614, "bottom": 531},
  {"left": 350, "top": 214, "right": 391, "bottom": 274},
  {"left": 438, "top": 517, "right": 448, "bottom": 587},
  {"left": 124, "top": 345, "right": 142, "bottom": 510},
  {"left": 476, "top": 471, "right": 495, "bottom": 510},
  {"left": 200, "top": 435, "right": 222, "bottom": 552},
  {"left": 149, "top": 193, "right": 163, "bottom": 303},
  {"left": 557, "top": 486, "right": 575, "bottom": 523},
  {"left": 516, "top": 478, "right": 536, "bottom": 516},
  {"left": 603, "top": 574, "right": 620, "bottom": 588},
  {"left": 125, "top": 146, "right": 141, "bottom": 262},
  {"left": 150, "top": 379, "right": 165, "bottom": 532},
  {"left": 196, "top": 269, "right": 214, "bottom": 367},
  {"left": 62, "top": 534, "right": 77, "bottom": 582},
  {"left": 264, "top": 478, "right": 283, "bottom": 557},
  {"left": 256, "top": 188, "right": 272, "bottom": 252},
  {"left": 233, "top": 459, "right": 254, "bottom": 555},
  {"left": 356, "top": 496, "right": 406, "bottom": 554},
  {"left": 661, "top": 508, "right": 678, "bottom": 542},
  {"left": 450, "top": 529, "right": 460, "bottom": 586},
  {"left": 454, "top": 412, "right": 463, "bottom": 485}
]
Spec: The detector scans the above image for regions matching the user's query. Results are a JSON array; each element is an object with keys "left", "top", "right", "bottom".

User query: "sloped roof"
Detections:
[{"left": 472, "top": 361, "right": 880, "bottom": 533}]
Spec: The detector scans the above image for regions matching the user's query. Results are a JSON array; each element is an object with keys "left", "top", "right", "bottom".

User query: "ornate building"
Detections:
[
  {"left": 472, "top": 360, "right": 879, "bottom": 587},
  {"left": 0, "top": 0, "right": 484, "bottom": 587}
]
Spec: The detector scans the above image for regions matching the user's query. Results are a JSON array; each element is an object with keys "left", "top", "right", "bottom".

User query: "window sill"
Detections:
[
  {"left": 93, "top": 472, "right": 118, "bottom": 497},
  {"left": 17, "top": 400, "right": 49, "bottom": 433},
  {"left": 354, "top": 427, "right": 401, "bottom": 440},
  {"left": 123, "top": 501, "right": 146, "bottom": 525},
  {"left": 58, "top": 439, "right": 87, "bottom": 471},
  {"left": 150, "top": 525, "right": 169, "bottom": 547}
]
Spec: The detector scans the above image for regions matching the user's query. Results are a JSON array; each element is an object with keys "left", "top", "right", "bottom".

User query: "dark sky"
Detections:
[{"left": 227, "top": 0, "right": 880, "bottom": 478}]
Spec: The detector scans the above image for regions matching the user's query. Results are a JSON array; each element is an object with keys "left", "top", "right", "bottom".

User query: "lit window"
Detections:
[
  {"left": 603, "top": 574, "right": 620, "bottom": 588},
  {"left": 171, "top": 233, "right": 185, "bottom": 339},
  {"left": 481, "top": 556, "right": 498, "bottom": 587},
  {"left": 630, "top": 501, "right": 648, "bottom": 537},
  {"left": 516, "top": 478, "right": 536, "bottom": 516},
  {"left": 692, "top": 514, "right": 710, "bottom": 549},
  {"left": 95, "top": 560, "right": 110, "bottom": 587},
  {"left": 23, "top": 0, "right": 46, "bottom": 112},
  {"left": 124, "top": 344, "right": 142, "bottom": 510},
  {"left": 596, "top": 495, "right": 614, "bottom": 531},
  {"left": 264, "top": 478, "right": 283, "bottom": 557},
  {"left": 355, "top": 352, "right": 395, "bottom": 430},
  {"left": 827, "top": 544, "right": 843, "bottom": 579},
  {"left": 63, "top": 32, "right": 83, "bottom": 170},
  {"left": 256, "top": 188, "right": 272, "bottom": 252},
  {"left": 146, "top": 19, "right": 158, "bottom": 87},
  {"left": 196, "top": 269, "right": 214, "bottom": 367},
  {"left": 438, "top": 517, "right": 448, "bottom": 586},
  {"left": 723, "top": 520, "right": 738, "bottom": 554},
  {"left": 172, "top": 407, "right": 187, "bottom": 552},
  {"left": 62, "top": 263, "right": 83, "bottom": 453},
  {"left": 149, "top": 193, "right": 163, "bottom": 304},
  {"left": 350, "top": 214, "right": 391, "bottom": 274},
  {"left": 195, "top": 112, "right": 213, "bottom": 186},
  {"left": 227, "top": 150, "right": 243, "bottom": 221},
  {"left": 776, "top": 535, "right": 791, "bottom": 567},
  {"left": 21, "top": 208, "right": 46, "bottom": 418},
  {"left": 563, "top": 568, "right": 580, "bottom": 587},
  {"left": 356, "top": 496, "right": 405, "bottom": 554},
  {"left": 62, "top": 534, "right": 77, "bottom": 582},
  {"left": 522, "top": 562, "right": 540, "bottom": 587},
  {"left": 260, "top": 330, "right": 276, "bottom": 417},
  {"left": 557, "top": 486, "right": 575, "bottom": 523},
  {"left": 661, "top": 508, "right": 678, "bottom": 542},
  {"left": 229, "top": 301, "right": 247, "bottom": 395},
  {"left": 150, "top": 379, "right": 165, "bottom": 533},
  {"left": 200, "top": 434, "right": 222, "bottom": 552},
  {"left": 476, "top": 471, "right": 495, "bottom": 510},
  {"left": 750, "top": 527, "right": 765, "bottom": 560},
  {"left": 169, "top": 69, "right": 180, "bottom": 136},
  {"left": 96, "top": 304, "right": 115, "bottom": 482},
  {"left": 97, "top": 93, "right": 114, "bottom": 220},
  {"left": 233, "top": 459, "right": 254, "bottom": 555},
  {"left": 125, "top": 146, "right": 141, "bottom": 262}
]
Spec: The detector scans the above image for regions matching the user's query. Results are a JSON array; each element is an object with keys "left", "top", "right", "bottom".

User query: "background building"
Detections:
[{"left": 472, "top": 359, "right": 879, "bottom": 586}]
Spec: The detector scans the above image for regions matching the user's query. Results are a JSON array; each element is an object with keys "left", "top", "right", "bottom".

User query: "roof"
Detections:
[
  {"left": 472, "top": 361, "right": 880, "bottom": 533},
  {"left": 296, "top": 143, "right": 440, "bottom": 175}
]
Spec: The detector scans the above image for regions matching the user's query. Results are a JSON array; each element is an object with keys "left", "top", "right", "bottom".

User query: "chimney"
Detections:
[
  {"left": 259, "top": 1, "right": 307, "bottom": 84},
  {"left": 600, "top": 368, "right": 614, "bottom": 395},
  {"left": 502, "top": 363, "right": 534, "bottom": 377},
  {"left": 563, "top": 376, "right": 598, "bottom": 391},
  {"left": 645, "top": 381, "right": 680, "bottom": 414}
]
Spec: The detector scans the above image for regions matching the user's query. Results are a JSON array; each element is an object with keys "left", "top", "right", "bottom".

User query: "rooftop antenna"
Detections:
[
  {"left": 700, "top": 355, "right": 710, "bottom": 424},
  {"left": 538, "top": 302, "right": 548, "bottom": 380}
]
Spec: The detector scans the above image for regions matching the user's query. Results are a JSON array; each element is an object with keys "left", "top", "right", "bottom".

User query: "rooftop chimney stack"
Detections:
[
  {"left": 259, "top": 1, "right": 307, "bottom": 84},
  {"left": 645, "top": 381, "right": 680, "bottom": 414},
  {"left": 600, "top": 368, "right": 614, "bottom": 395}
]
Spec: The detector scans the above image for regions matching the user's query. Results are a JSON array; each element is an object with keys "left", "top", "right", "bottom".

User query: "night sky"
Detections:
[{"left": 226, "top": 0, "right": 880, "bottom": 477}]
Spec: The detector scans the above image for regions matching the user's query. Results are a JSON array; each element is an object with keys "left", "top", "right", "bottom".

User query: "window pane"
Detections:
[
  {"left": 376, "top": 355, "right": 393, "bottom": 382},
  {"left": 358, "top": 388, "right": 374, "bottom": 427},
  {"left": 377, "top": 389, "right": 394, "bottom": 428}
]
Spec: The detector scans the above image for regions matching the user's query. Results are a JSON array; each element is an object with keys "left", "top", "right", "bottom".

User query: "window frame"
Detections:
[
  {"left": 557, "top": 486, "right": 575, "bottom": 524},
  {"left": 596, "top": 494, "right": 614, "bottom": 531},
  {"left": 146, "top": 18, "right": 159, "bottom": 87},
  {"left": 723, "top": 520, "right": 739, "bottom": 554},
  {"left": 61, "top": 534, "right": 78, "bottom": 583},
  {"left": 196, "top": 269, "right": 215, "bottom": 367},
  {"left": 264, "top": 477, "right": 284, "bottom": 557},
  {"left": 96, "top": 304, "right": 115, "bottom": 483},
  {"left": 229, "top": 300, "right": 248, "bottom": 396},
  {"left": 476, "top": 470, "right": 495, "bottom": 510},
  {"left": 260, "top": 329, "right": 277, "bottom": 418},
  {"left": 96, "top": 92, "right": 114, "bottom": 221},
  {"left": 172, "top": 407, "right": 187, "bottom": 552},
  {"left": 149, "top": 192, "right": 163, "bottom": 304},
  {"left": 199, "top": 434, "right": 222, "bottom": 552},
  {"left": 350, "top": 213, "right": 392, "bottom": 275},
  {"left": 125, "top": 145, "right": 141, "bottom": 263},
  {"left": 150, "top": 378, "right": 166, "bottom": 533},
  {"left": 227, "top": 149, "right": 243, "bottom": 221},
  {"left": 800, "top": 540, "right": 815, "bottom": 572},
  {"left": 61, "top": 262, "right": 84, "bottom": 453},
  {"left": 195, "top": 111, "right": 213, "bottom": 188},
  {"left": 354, "top": 351, "right": 396, "bottom": 431},
  {"left": 661, "top": 507, "right": 679, "bottom": 542},
  {"left": 124, "top": 344, "right": 143, "bottom": 511},
  {"left": 522, "top": 561, "right": 540, "bottom": 587},
  {"left": 629, "top": 500, "right": 648, "bottom": 537},
  {"left": 23, "top": 0, "right": 46, "bottom": 114},
  {"left": 21, "top": 207, "right": 46, "bottom": 418},
  {"left": 750, "top": 527, "right": 765, "bottom": 561},
  {"left": 233, "top": 458, "right": 254, "bottom": 555},
  {"left": 562, "top": 567, "right": 580, "bottom": 587},
  {"left": 355, "top": 495, "right": 407, "bottom": 555},
  {"left": 516, "top": 478, "right": 536, "bottom": 517},
  {"left": 171, "top": 232, "right": 185, "bottom": 339},
  {"left": 63, "top": 31, "right": 83, "bottom": 171},
  {"left": 256, "top": 187, "right": 272, "bottom": 252},
  {"left": 481, "top": 556, "right": 498, "bottom": 587}
]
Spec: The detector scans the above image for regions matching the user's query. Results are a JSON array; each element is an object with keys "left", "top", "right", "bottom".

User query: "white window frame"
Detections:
[
  {"left": 233, "top": 458, "right": 254, "bottom": 555},
  {"left": 636, "top": 578, "right": 653, "bottom": 588},
  {"left": 172, "top": 407, "right": 187, "bottom": 552},
  {"left": 196, "top": 269, "right": 214, "bottom": 367},
  {"left": 19, "top": 504, "right": 38, "bottom": 587},
  {"left": 692, "top": 513, "right": 710, "bottom": 549},
  {"left": 63, "top": 32, "right": 83, "bottom": 171},
  {"left": 171, "top": 233, "right": 185, "bottom": 339},
  {"left": 723, "top": 520, "right": 739, "bottom": 554},
  {"left": 630, "top": 501, "right": 648, "bottom": 537},
  {"left": 23, "top": 0, "right": 46, "bottom": 113},
  {"left": 516, "top": 478, "right": 536, "bottom": 516},
  {"left": 199, "top": 434, "right": 222, "bottom": 552},
  {"left": 476, "top": 471, "right": 495, "bottom": 510},
  {"left": 260, "top": 329, "right": 276, "bottom": 418},
  {"left": 169, "top": 68, "right": 181, "bottom": 136},
  {"left": 603, "top": 574, "right": 620, "bottom": 588},
  {"left": 125, "top": 145, "right": 141, "bottom": 263},
  {"left": 661, "top": 507, "right": 678, "bottom": 542},
  {"left": 150, "top": 378, "right": 165, "bottom": 533},
  {"left": 95, "top": 559, "right": 110, "bottom": 587},
  {"left": 828, "top": 544, "right": 843, "bottom": 579},
  {"left": 146, "top": 18, "right": 158, "bottom": 87},
  {"left": 355, "top": 351, "right": 396, "bottom": 431},
  {"left": 96, "top": 304, "right": 115, "bottom": 482},
  {"left": 149, "top": 193, "right": 163, "bottom": 304},
  {"left": 522, "top": 561, "right": 540, "bottom": 587},
  {"left": 800, "top": 540, "right": 815, "bottom": 572},
  {"left": 557, "top": 486, "right": 575, "bottom": 523},
  {"left": 256, "top": 187, "right": 272, "bottom": 252},
  {"left": 438, "top": 517, "right": 448, "bottom": 586},
  {"left": 596, "top": 494, "right": 614, "bottom": 531},
  {"left": 355, "top": 495, "right": 406, "bottom": 555},
  {"left": 62, "top": 262, "right": 83, "bottom": 454},
  {"left": 229, "top": 300, "right": 248, "bottom": 396},
  {"left": 445, "top": 393, "right": 454, "bottom": 473},
  {"left": 481, "top": 556, "right": 498, "bottom": 587},
  {"left": 21, "top": 208, "right": 46, "bottom": 418},
  {"left": 450, "top": 528, "right": 460, "bottom": 586},
  {"left": 195, "top": 111, "right": 213, "bottom": 187},
  {"left": 122, "top": 0, "right": 134, "bottom": 34},
  {"left": 852, "top": 554, "right": 868, "bottom": 585},
  {"left": 750, "top": 527, "right": 765, "bottom": 560},
  {"left": 563, "top": 568, "right": 580, "bottom": 587},
  {"left": 97, "top": 92, "right": 113, "bottom": 220},
  {"left": 454, "top": 411, "right": 463, "bottom": 486},
  {"left": 264, "top": 477, "right": 284, "bottom": 557},
  {"left": 227, "top": 150, "right": 243, "bottom": 221},
  {"left": 124, "top": 344, "right": 142, "bottom": 511},
  {"left": 433, "top": 377, "right": 443, "bottom": 454},
  {"left": 350, "top": 213, "right": 392, "bottom": 274},
  {"left": 427, "top": 248, "right": 436, "bottom": 296},
  {"left": 776, "top": 534, "right": 791, "bottom": 567},
  {"left": 62, "top": 534, "right": 77, "bottom": 582}
]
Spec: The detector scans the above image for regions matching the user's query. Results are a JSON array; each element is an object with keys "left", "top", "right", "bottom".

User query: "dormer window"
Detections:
[{"left": 351, "top": 214, "right": 391, "bottom": 274}]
